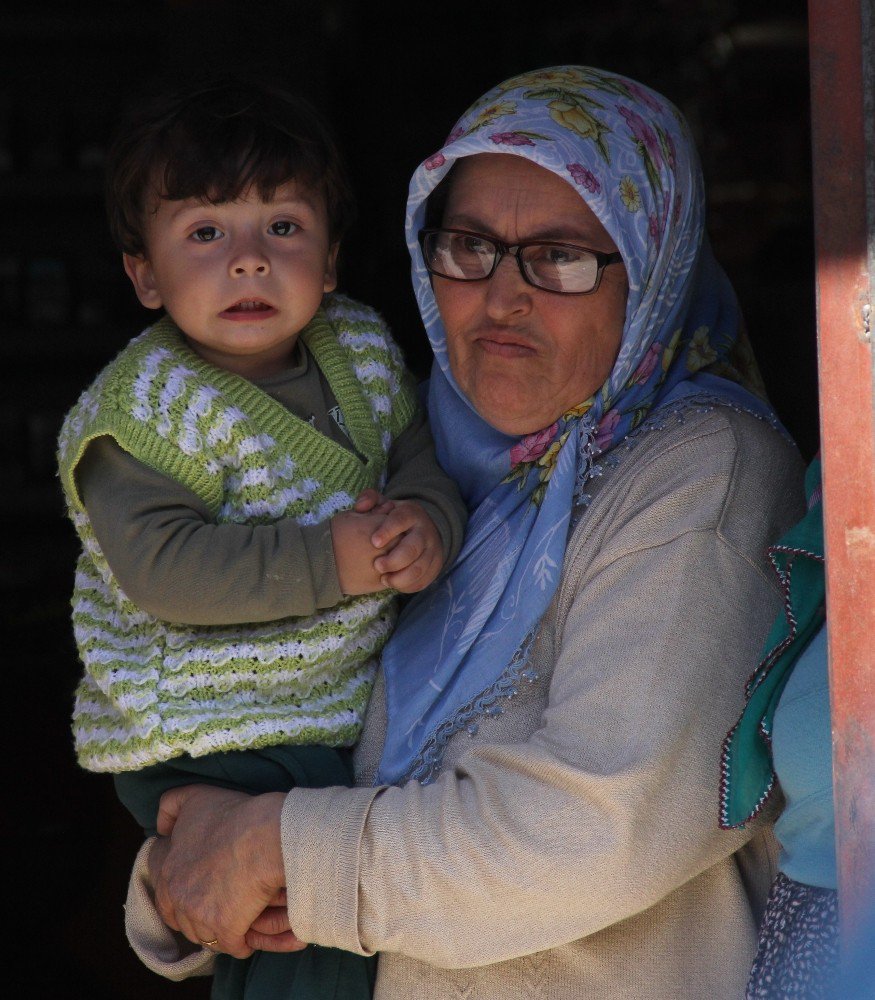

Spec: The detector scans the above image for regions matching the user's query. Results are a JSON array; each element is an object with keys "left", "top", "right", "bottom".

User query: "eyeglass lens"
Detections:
[{"left": 423, "top": 230, "right": 602, "bottom": 293}]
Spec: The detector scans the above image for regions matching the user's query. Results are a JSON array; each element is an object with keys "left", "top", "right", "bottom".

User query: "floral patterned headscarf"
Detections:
[{"left": 377, "top": 66, "right": 780, "bottom": 785}]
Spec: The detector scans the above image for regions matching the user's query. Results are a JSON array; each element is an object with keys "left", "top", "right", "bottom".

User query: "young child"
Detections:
[{"left": 56, "top": 74, "right": 466, "bottom": 999}]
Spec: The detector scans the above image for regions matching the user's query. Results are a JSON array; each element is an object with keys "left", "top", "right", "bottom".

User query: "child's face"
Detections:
[{"left": 124, "top": 179, "right": 339, "bottom": 379}]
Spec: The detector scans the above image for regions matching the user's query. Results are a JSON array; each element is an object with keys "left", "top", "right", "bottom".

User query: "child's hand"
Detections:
[
  {"left": 370, "top": 501, "right": 443, "bottom": 594},
  {"left": 352, "top": 487, "right": 396, "bottom": 516},
  {"left": 330, "top": 509, "right": 399, "bottom": 595}
]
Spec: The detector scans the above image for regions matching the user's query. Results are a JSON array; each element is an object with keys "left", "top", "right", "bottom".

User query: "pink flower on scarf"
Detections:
[
  {"left": 618, "top": 106, "right": 663, "bottom": 171},
  {"left": 445, "top": 126, "right": 464, "bottom": 145},
  {"left": 663, "top": 129, "right": 677, "bottom": 170},
  {"left": 424, "top": 152, "right": 446, "bottom": 170},
  {"left": 510, "top": 423, "right": 559, "bottom": 466},
  {"left": 648, "top": 212, "right": 662, "bottom": 249},
  {"left": 629, "top": 343, "right": 662, "bottom": 385},
  {"left": 490, "top": 131, "right": 535, "bottom": 146},
  {"left": 567, "top": 163, "right": 601, "bottom": 193},
  {"left": 649, "top": 192, "right": 672, "bottom": 249},
  {"left": 595, "top": 409, "right": 621, "bottom": 453},
  {"left": 623, "top": 79, "right": 664, "bottom": 114}
]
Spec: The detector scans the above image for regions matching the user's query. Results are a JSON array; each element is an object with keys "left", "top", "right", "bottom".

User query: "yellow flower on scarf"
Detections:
[
  {"left": 548, "top": 99, "right": 602, "bottom": 140},
  {"left": 563, "top": 398, "right": 595, "bottom": 420},
  {"left": 467, "top": 101, "right": 517, "bottom": 132},
  {"left": 687, "top": 326, "right": 718, "bottom": 371},
  {"left": 663, "top": 328, "right": 682, "bottom": 371},
  {"left": 505, "top": 69, "right": 589, "bottom": 91},
  {"left": 619, "top": 176, "right": 641, "bottom": 212},
  {"left": 537, "top": 438, "right": 565, "bottom": 480}
]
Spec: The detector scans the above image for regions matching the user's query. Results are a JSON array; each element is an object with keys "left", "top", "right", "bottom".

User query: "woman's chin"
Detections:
[{"left": 472, "top": 399, "right": 559, "bottom": 437}]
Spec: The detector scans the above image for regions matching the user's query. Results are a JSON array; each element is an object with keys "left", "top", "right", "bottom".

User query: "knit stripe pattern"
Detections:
[{"left": 58, "top": 294, "right": 417, "bottom": 773}]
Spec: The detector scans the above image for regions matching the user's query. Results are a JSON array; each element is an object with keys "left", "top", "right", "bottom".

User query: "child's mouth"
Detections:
[{"left": 225, "top": 299, "right": 272, "bottom": 313}]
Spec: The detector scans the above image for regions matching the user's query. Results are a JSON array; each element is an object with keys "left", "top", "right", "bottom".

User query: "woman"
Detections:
[{"left": 127, "top": 66, "right": 805, "bottom": 999}]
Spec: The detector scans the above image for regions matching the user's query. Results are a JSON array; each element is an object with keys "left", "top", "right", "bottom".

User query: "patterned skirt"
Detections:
[{"left": 746, "top": 872, "right": 839, "bottom": 999}]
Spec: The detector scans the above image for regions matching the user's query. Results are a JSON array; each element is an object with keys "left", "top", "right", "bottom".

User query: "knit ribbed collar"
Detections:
[{"left": 150, "top": 308, "right": 386, "bottom": 471}]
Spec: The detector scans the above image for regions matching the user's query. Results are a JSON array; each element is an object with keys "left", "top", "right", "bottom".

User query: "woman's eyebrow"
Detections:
[{"left": 443, "top": 212, "right": 609, "bottom": 246}]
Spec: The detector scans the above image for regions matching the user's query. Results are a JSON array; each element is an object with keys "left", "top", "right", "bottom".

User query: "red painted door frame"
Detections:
[{"left": 808, "top": 0, "right": 875, "bottom": 945}]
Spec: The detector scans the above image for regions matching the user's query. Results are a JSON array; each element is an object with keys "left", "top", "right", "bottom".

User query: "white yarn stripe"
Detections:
[
  {"left": 74, "top": 624, "right": 157, "bottom": 650},
  {"left": 156, "top": 364, "right": 196, "bottom": 438},
  {"left": 337, "top": 330, "right": 391, "bottom": 351},
  {"left": 295, "top": 490, "right": 357, "bottom": 525},
  {"left": 206, "top": 406, "right": 246, "bottom": 446},
  {"left": 131, "top": 348, "right": 170, "bottom": 423},
  {"left": 161, "top": 616, "right": 391, "bottom": 672}
]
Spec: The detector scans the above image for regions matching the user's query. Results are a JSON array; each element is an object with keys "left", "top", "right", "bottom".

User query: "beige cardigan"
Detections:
[{"left": 126, "top": 405, "right": 804, "bottom": 999}]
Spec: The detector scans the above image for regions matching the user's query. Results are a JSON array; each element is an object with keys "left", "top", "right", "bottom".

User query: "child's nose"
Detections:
[{"left": 229, "top": 240, "right": 270, "bottom": 276}]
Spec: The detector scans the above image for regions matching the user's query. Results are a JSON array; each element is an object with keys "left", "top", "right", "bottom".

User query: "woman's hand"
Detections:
[
  {"left": 151, "top": 784, "right": 305, "bottom": 958},
  {"left": 245, "top": 889, "right": 302, "bottom": 952}
]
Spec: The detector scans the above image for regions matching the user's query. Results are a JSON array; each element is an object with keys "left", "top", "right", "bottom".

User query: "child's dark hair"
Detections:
[{"left": 106, "top": 73, "right": 355, "bottom": 256}]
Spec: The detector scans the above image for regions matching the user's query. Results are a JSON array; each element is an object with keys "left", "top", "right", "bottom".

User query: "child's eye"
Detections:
[
  {"left": 191, "top": 226, "right": 222, "bottom": 243},
  {"left": 269, "top": 220, "right": 298, "bottom": 236}
]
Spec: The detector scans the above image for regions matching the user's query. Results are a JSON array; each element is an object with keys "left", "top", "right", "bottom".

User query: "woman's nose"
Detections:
[{"left": 484, "top": 253, "right": 532, "bottom": 318}]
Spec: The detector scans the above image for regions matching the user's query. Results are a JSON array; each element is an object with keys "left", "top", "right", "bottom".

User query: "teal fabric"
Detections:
[
  {"left": 772, "top": 624, "right": 836, "bottom": 889},
  {"left": 114, "top": 746, "right": 375, "bottom": 1000},
  {"left": 720, "top": 457, "right": 825, "bottom": 828}
]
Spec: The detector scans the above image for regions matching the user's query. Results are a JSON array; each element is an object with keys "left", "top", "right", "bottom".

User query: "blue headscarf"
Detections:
[{"left": 377, "top": 66, "right": 780, "bottom": 785}]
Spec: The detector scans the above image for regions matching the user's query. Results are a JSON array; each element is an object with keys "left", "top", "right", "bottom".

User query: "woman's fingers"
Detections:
[
  {"left": 266, "top": 887, "right": 288, "bottom": 908},
  {"left": 244, "top": 900, "right": 307, "bottom": 952},
  {"left": 249, "top": 905, "right": 293, "bottom": 935},
  {"left": 245, "top": 928, "right": 309, "bottom": 953},
  {"left": 150, "top": 785, "right": 287, "bottom": 958},
  {"left": 155, "top": 783, "right": 198, "bottom": 836}
]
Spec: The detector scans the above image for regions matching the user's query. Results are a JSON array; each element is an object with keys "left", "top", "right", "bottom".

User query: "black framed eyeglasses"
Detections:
[{"left": 418, "top": 228, "right": 623, "bottom": 295}]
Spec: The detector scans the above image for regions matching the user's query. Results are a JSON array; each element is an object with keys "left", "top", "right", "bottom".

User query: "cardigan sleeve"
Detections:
[
  {"left": 124, "top": 837, "right": 216, "bottom": 981},
  {"left": 277, "top": 418, "right": 800, "bottom": 966}
]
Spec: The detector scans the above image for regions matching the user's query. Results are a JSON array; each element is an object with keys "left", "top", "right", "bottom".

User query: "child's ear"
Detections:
[
  {"left": 123, "top": 253, "right": 163, "bottom": 309},
  {"left": 323, "top": 242, "right": 340, "bottom": 293}
]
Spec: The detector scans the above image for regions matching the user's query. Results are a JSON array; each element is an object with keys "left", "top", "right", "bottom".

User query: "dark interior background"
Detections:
[{"left": 4, "top": 1, "right": 816, "bottom": 996}]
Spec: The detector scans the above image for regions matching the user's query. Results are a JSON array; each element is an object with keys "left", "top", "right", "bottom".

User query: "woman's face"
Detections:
[{"left": 433, "top": 153, "right": 628, "bottom": 436}]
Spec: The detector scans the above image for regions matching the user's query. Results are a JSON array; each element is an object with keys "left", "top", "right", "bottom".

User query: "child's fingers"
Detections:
[
  {"left": 374, "top": 532, "right": 423, "bottom": 574},
  {"left": 380, "top": 549, "right": 443, "bottom": 594},
  {"left": 370, "top": 505, "right": 419, "bottom": 547},
  {"left": 353, "top": 488, "right": 385, "bottom": 512}
]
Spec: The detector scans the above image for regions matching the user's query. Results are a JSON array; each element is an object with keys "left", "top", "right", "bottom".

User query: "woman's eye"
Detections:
[
  {"left": 544, "top": 246, "right": 580, "bottom": 265},
  {"left": 191, "top": 226, "right": 222, "bottom": 243},
  {"left": 269, "top": 220, "right": 298, "bottom": 236},
  {"left": 458, "top": 235, "right": 492, "bottom": 256}
]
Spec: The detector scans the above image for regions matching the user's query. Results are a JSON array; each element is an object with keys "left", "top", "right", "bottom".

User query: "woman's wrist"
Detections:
[{"left": 245, "top": 791, "right": 287, "bottom": 895}]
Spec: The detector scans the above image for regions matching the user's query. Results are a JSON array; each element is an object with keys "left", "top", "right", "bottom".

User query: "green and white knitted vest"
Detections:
[{"left": 58, "top": 294, "right": 417, "bottom": 773}]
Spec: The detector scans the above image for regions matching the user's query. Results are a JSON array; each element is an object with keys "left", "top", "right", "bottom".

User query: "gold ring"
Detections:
[{"left": 199, "top": 937, "right": 219, "bottom": 948}]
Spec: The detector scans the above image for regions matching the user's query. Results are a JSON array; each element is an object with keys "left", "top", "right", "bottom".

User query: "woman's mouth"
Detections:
[{"left": 475, "top": 333, "right": 536, "bottom": 358}]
